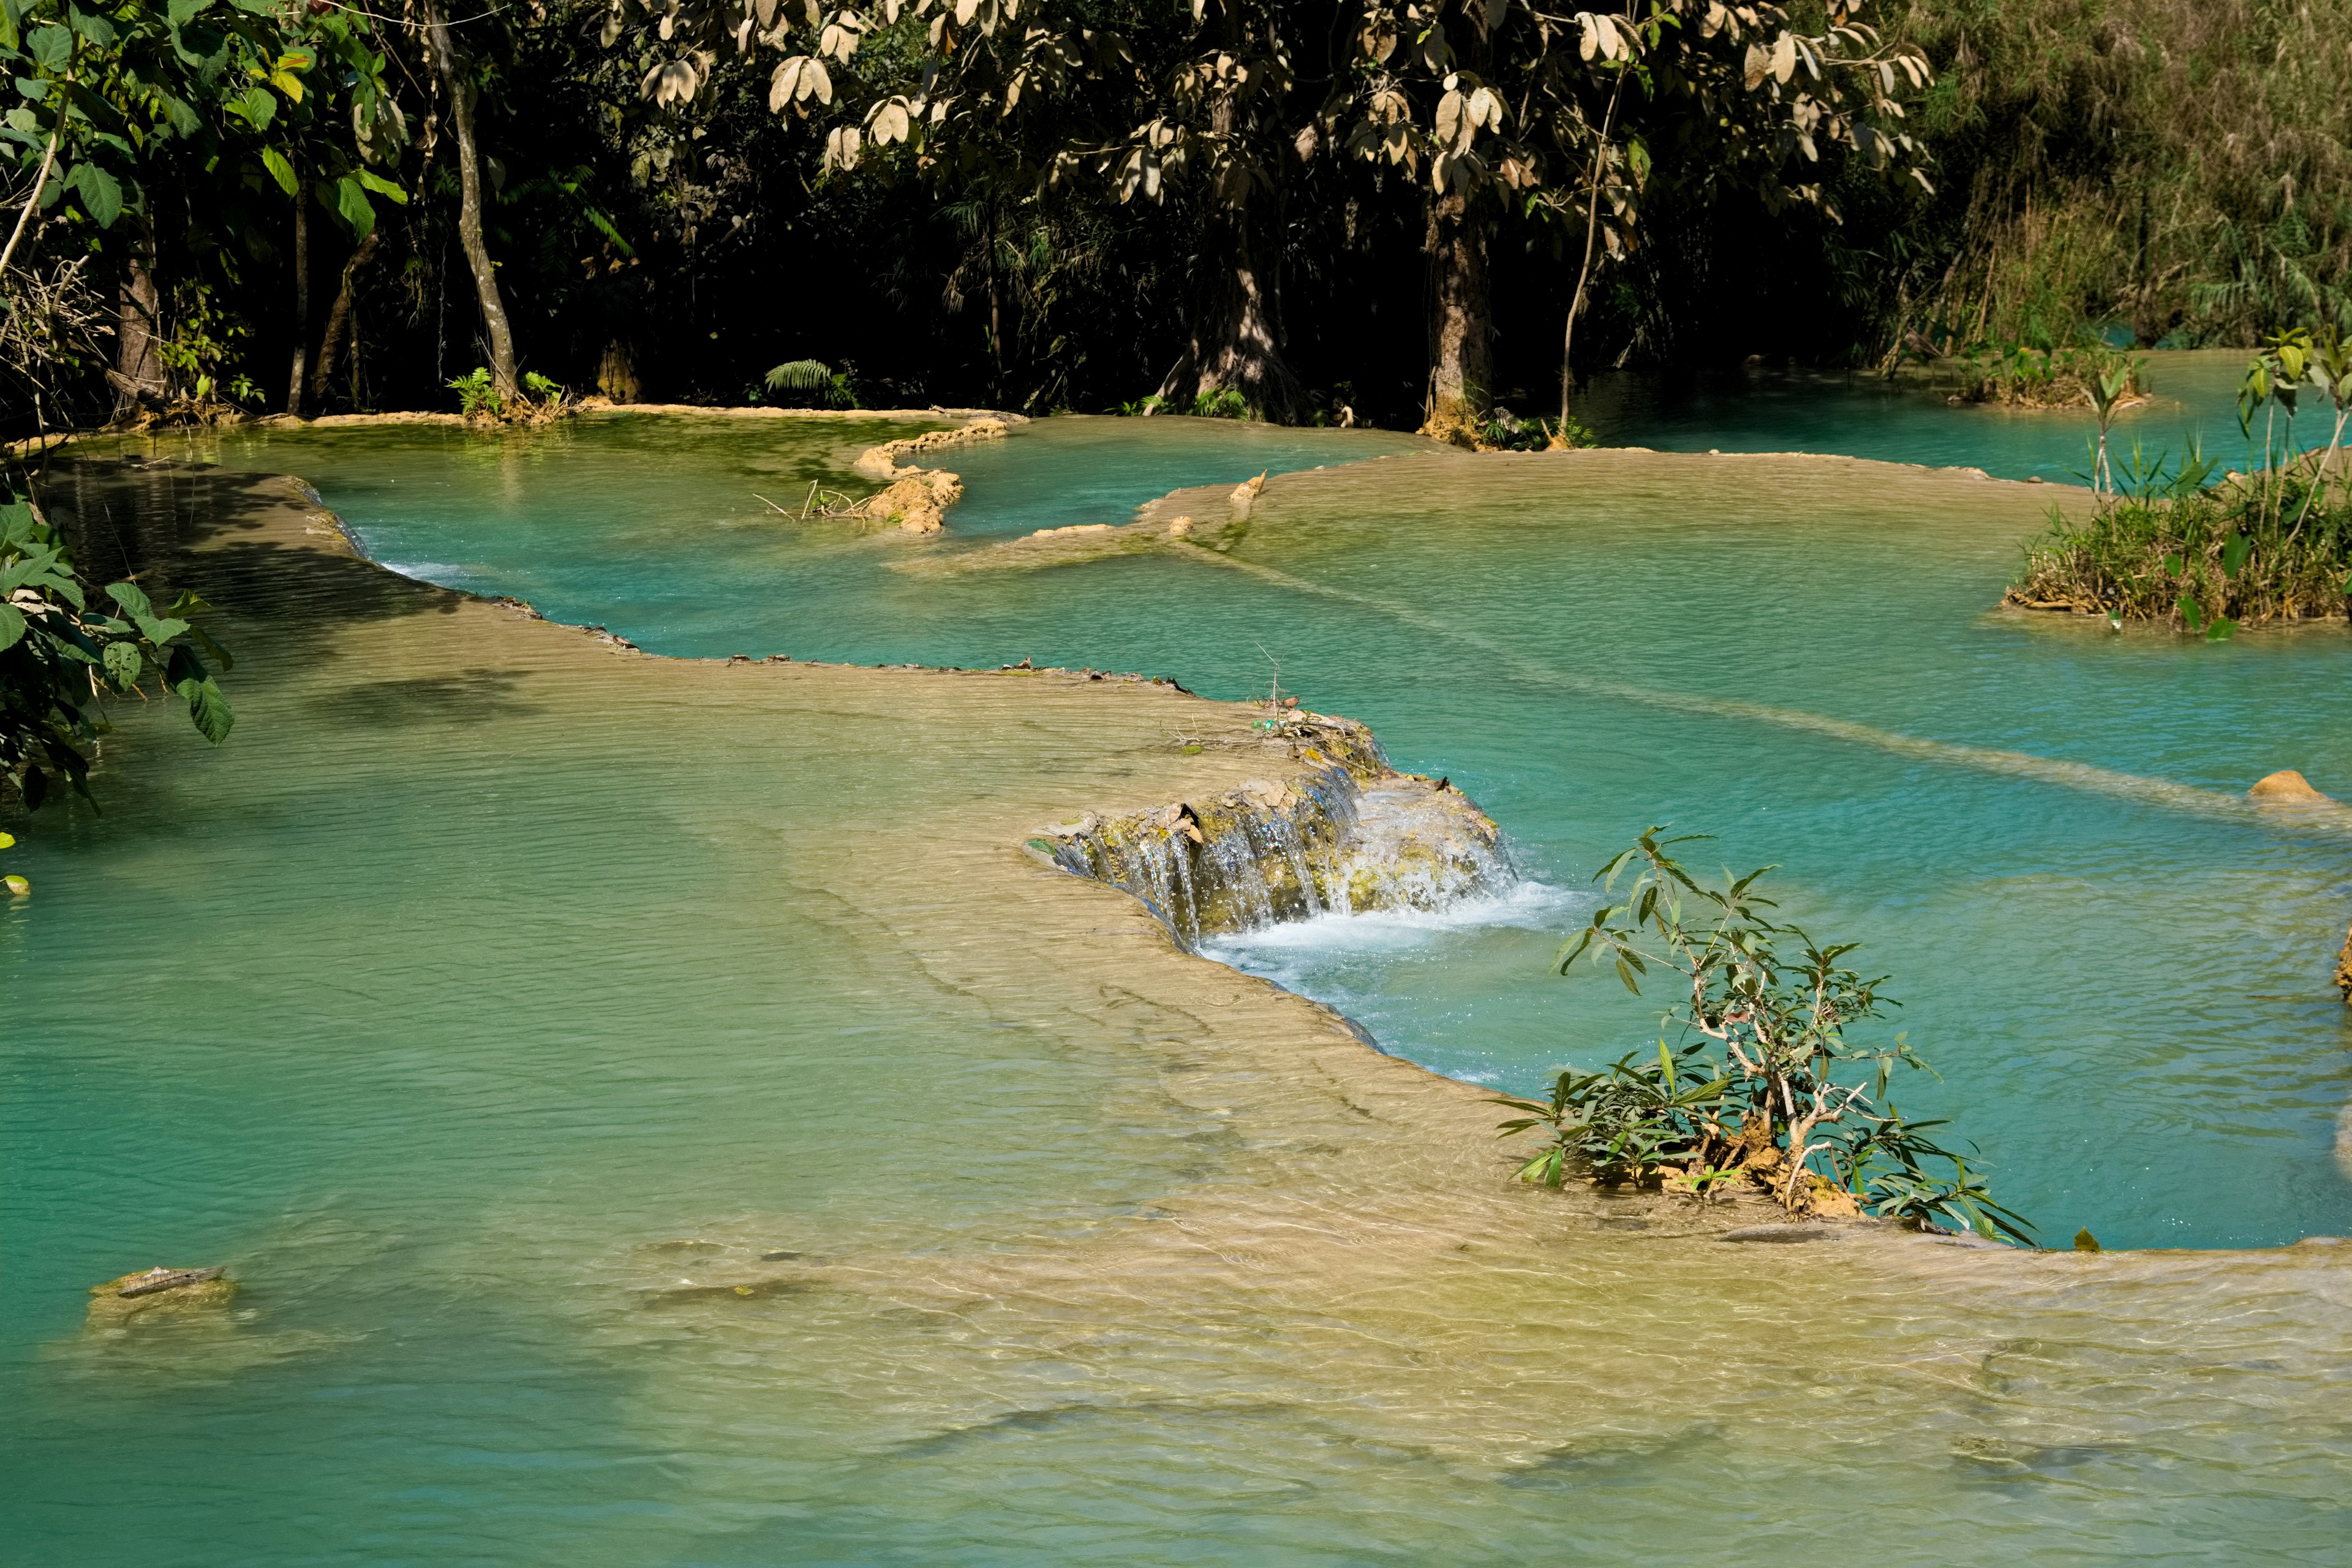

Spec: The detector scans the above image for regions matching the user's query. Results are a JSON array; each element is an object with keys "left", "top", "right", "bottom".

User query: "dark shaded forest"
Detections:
[{"left": 3, "top": 0, "right": 2346, "bottom": 440}]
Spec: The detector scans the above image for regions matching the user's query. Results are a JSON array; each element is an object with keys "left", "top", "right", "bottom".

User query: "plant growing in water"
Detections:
[
  {"left": 2008, "top": 321, "right": 2352, "bottom": 631},
  {"left": 1494, "top": 829, "right": 2034, "bottom": 1243}
]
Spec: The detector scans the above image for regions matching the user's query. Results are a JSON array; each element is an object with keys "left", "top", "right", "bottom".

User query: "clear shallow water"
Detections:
[
  {"left": 6, "top": 402, "right": 2351, "bottom": 1562},
  {"left": 1575, "top": 348, "right": 2331, "bottom": 481},
  {"left": 152, "top": 412, "right": 2352, "bottom": 1251}
]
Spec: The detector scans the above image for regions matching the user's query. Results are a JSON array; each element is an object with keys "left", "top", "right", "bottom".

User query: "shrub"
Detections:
[{"left": 1494, "top": 829, "right": 2034, "bottom": 1243}]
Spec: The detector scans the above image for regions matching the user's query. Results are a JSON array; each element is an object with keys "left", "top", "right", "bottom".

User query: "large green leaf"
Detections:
[
  {"left": 178, "top": 675, "right": 234, "bottom": 743},
  {"left": 260, "top": 143, "right": 295, "bottom": 195},
  {"left": 0, "top": 601, "right": 23, "bottom": 652},
  {"left": 101, "top": 638, "right": 143, "bottom": 688},
  {"left": 330, "top": 173, "right": 373, "bottom": 238},
  {"left": 72, "top": 160, "right": 121, "bottom": 226},
  {"left": 27, "top": 21, "right": 70, "bottom": 67},
  {"left": 355, "top": 167, "right": 406, "bottom": 203},
  {"left": 105, "top": 579, "right": 153, "bottom": 619}
]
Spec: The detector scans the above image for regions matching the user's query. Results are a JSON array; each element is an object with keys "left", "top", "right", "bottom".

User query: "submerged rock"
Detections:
[
  {"left": 2249, "top": 769, "right": 2333, "bottom": 804},
  {"left": 87, "top": 1265, "right": 236, "bottom": 1323}
]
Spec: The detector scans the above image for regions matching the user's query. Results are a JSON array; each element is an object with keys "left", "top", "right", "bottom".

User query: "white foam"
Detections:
[
  {"left": 376, "top": 560, "right": 472, "bottom": 585},
  {"left": 1200, "top": 876, "right": 1582, "bottom": 962}
]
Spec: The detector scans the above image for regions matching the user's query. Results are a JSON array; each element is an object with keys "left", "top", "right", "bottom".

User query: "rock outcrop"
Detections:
[
  {"left": 863, "top": 468, "right": 964, "bottom": 535},
  {"left": 2249, "top": 769, "right": 2334, "bottom": 804},
  {"left": 853, "top": 417, "right": 1011, "bottom": 480},
  {"left": 86, "top": 1265, "right": 236, "bottom": 1324},
  {"left": 1039, "top": 714, "right": 1510, "bottom": 944}
]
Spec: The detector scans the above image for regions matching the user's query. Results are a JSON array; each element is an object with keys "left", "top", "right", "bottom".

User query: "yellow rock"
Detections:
[{"left": 2249, "top": 769, "right": 2333, "bottom": 803}]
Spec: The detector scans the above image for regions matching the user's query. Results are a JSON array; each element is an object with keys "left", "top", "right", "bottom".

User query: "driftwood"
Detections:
[{"left": 115, "top": 1265, "right": 227, "bottom": 1298}]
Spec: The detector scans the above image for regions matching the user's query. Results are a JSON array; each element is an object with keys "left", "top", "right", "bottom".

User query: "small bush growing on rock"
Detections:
[{"left": 1494, "top": 829, "right": 2034, "bottom": 1243}]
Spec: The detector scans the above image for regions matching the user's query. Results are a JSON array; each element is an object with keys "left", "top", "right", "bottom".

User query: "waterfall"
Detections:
[{"left": 1042, "top": 734, "right": 1512, "bottom": 946}]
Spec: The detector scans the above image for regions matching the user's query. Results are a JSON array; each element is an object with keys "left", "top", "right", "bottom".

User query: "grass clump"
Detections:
[
  {"left": 2007, "top": 326, "right": 2352, "bottom": 632},
  {"left": 1496, "top": 830, "right": 2034, "bottom": 1244}
]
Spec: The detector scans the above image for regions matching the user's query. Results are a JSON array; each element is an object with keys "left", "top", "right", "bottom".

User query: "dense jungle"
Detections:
[{"left": 2, "top": 0, "right": 2348, "bottom": 441}]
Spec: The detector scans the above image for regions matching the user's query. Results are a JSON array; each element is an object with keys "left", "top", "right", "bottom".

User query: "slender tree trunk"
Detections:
[
  {"left": 109, "top": 223, "right": 167, "bottom": 423},
  {"left": 423, "top": 0, "right": 518, "bottom": 400},
  {"left": 1559, "top": 79, "right": 1624, "bottom": 426},
  {"left": 0, "top": 127, "right": 58, "bottom": 279},
  {"left": 1423, "top": 186, "right": 1492, "bottom": 447},
  {"left": 311, "top": 228, "right": 381, "bottom": 404},
  {"left": 285, "top": 168, "right": 309, "bottom": 417}
]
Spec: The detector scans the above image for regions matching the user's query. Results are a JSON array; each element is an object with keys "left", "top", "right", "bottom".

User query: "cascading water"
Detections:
[{"left": 1044, "top": 715, "right": 1515, "bottom": 946}]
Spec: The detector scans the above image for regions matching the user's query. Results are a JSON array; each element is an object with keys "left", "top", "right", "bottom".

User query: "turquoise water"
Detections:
[
  {"left": 1574, "top": 348, "right": 2332, "bottom": 481},
  {"left": 153, "top": 405, "right": 2352, "bottom": 1251},
  {"left": 7, "top": 391, "right": 2352, "bottom": 1562}
]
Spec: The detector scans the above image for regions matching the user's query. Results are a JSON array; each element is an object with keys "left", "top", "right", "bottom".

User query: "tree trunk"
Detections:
[
  {"left": 310, "top": 228, "right": 381, "bottom": 405},
  {"left": 285, "top": 169, "right": 309, "bottom": 417},
  {"left": 1156, "top": 199, "right": 1303, "bottom": 423},
  {"left": 1423, "top": 186, "right": 1492, "bottom": 447},
  {"left": 423, "top": 0, "right": 518, "bottom": 401},
  {"left": 109, "top": 224, "right": 166, "bottom": 423}
]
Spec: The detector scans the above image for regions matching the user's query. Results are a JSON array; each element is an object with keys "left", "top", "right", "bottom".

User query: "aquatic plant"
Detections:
[
  {"left": 0, "top": 477, "right": 234, "bottom": 810},
  {"left": 2009, "top": 328, "right": 2352, "bottom": 630},
  {"left": 1495, "top": 828, "right": 2034, "bottom": 1243},
  {"left": 0, "top": 828, "right": 24, "bottom": 895}
]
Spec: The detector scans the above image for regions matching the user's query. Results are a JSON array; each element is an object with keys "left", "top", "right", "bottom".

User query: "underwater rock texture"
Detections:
[
  {"left": 1043, "top": 714, "right": 1507, "bottom": 944},
  {"left": 86, "top": 1267, "right": 236, "bottom": 1325}
]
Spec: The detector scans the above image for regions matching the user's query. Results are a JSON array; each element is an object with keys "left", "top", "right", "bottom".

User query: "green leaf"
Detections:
[
  {"left": 62, "top": 159, "right": 121, "bottom": 227},
  {"left": 2204, "top": 617, "right": 2234, "bottom": 642},
  {"left": 0, "top": 601, "right": 23, "bottom": 651},
  {"left": 354, "top": 167, "right": 407, "bottom": 204},
  {"left": 2071, "top": 1227, "right": 2100, "bottom": 1253},
  {"left": 167, "top": 0, "right": 213, "bottom": 23},
  {"left": 260, "top": 143, "right": 295, "bottom": 195},
  {"left": 27, "top": 21, "right": 69, "bottom": 67},
  {"left": 2221, "top": 532, "right": 2251, "bottom": 579},
  {"left": 101, "top": 638, "right": 142, "bottom": 688},
  {"left": 105, "top": 578, "right": 153, "bottom": 618},
  {"left": 330, "top": 173, "right": 374, "bottom": 238},
  {"left": 135, "top": 615, "right": 189, "bottom": 645},
  {"left": 177, "top": 675, "right": 234, "bottom": 743},
  {"left": 2176, "top": 594, "right": 2203, "bottom": 631}
]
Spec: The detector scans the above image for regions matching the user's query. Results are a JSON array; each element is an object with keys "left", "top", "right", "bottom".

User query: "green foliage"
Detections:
[
  {"left": 2011, "top": 323, "right": 2352, "bottom": 627},
  {"left": 766, "top": 360, "right": 834, "bottom": 393},
  {"left": 1479, "top": 411, "right": 1596, "bottom": 450},
  {"left": 447, "top": 366, "right": 502, "bottom": 417},
  {"left": 1883, "top": 0, "right": 2352, "bottom": 356},
  {"left": 762, "top": 360, "right": 861, "bottom": 409},
  {"left": 1, "top": 478, "right": 233, "bottom": 812},
  {"left": 0, "top": 828, "right": 26, "bottom": 895},
  {"left": 1496, "top": 828, "right": 2034, "bottom": 1243}
]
